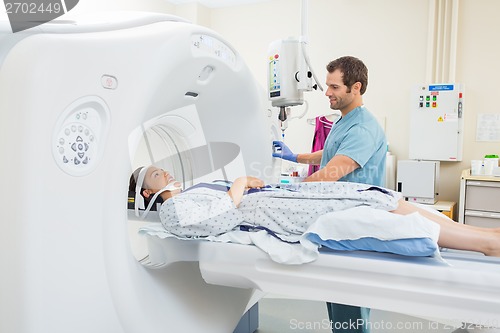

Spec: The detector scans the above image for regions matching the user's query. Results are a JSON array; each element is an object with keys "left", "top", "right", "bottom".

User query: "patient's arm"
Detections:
[{"left": 228, "top": 176, "right": 264, "bottom": 207}]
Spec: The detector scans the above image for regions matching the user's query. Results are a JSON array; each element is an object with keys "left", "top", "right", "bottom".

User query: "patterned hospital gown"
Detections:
[{"left": 159, "top": 181, "right": 402, "bottom": 238}]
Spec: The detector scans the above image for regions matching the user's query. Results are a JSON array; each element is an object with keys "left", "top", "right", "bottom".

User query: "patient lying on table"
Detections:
[{"left": 130, "top": 165, "right": 500, "bottom": 258}]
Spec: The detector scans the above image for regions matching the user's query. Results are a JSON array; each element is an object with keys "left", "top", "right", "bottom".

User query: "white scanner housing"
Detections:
[{"left": 0, "top": 12, "right": 274, "bottom": 333}]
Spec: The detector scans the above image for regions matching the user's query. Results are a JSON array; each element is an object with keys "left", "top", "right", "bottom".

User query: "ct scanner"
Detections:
[{"left": 1, "top": 11, "right": 500, "bottom": 333}]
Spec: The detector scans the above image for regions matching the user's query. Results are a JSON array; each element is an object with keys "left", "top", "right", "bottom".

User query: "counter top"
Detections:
[{"left": 461, "top": 169, "right": 500, "bottom": 182}]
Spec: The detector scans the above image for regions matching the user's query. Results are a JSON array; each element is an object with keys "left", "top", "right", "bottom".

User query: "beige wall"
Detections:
[
  {"left": 3, "top": 0, "right": 498, "bottom": 206},
  {"left": 210, "top": 0, "right": 429, "bottom": 155}
]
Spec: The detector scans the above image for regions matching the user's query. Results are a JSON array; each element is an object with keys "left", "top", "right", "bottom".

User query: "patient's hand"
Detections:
[{"left": 242, "top": 176, "right": 264, "bottom": 189}]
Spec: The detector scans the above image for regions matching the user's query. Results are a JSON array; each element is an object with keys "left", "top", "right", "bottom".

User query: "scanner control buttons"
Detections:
[
  {"left": 52, "top": 96, "right": 110, "bottom": 177},
  {"left": 56, "top": 122, "right": 95, "bottom": 167}
]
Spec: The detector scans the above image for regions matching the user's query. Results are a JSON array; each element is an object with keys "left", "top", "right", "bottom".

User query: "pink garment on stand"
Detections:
[{"left": 308, "top": 115, "right": 333, "bottom": 176}]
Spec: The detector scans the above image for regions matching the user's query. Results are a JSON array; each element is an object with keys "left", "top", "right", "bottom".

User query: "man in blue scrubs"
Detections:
[{"left": 273, "top": 56, "right": 386, "bottom": 333}]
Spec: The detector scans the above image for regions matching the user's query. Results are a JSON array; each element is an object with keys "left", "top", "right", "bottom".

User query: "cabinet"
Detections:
[
  {"left": 459, "top": 169, "right": 500, "bottom": 227},
  {"left": 429, "top": 201, "right": 456, "bottom": 220}
]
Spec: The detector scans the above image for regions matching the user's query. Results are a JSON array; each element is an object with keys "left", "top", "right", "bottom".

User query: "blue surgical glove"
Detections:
[{"left": 272, "top": 141, "right": 298, "bottom": 162}]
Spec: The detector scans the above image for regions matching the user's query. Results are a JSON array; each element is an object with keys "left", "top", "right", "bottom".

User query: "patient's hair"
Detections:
[
  {"left": 129, "top": 167, "right": 152, "bottom": 207},
  {"left": 326, "top": 56, "right": 368, "bottom": 95}
]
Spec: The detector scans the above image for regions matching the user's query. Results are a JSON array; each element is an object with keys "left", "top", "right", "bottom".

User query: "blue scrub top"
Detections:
[{"left": 320, "top": 106, "right": 387, "bottom": 186}]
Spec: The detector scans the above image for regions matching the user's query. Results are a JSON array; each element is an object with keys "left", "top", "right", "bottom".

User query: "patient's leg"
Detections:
[{"left": 391, "top": 199, "right": 500, "bottom": 257}]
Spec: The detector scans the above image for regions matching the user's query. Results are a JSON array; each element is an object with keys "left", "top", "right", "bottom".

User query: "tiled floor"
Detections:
[
  {"left": 257, "top": 298, "right": 330, "bottom": 333},
  {"left": 256, "top": 298, "right": 476, "bottom": 333}
]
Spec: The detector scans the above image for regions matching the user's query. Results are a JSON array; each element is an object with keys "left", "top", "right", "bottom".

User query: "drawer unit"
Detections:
[
  {"left": 465, "top": 181, "right": 500, "bottom": 212},
  {"left": 464, "top": 211, "right": 500, "bottom": 228},
  {"left": 459, "top": 169, "right": 500, "bottom": 228}
]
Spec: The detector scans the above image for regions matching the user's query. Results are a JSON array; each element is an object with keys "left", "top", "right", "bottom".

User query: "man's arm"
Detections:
[
  {"left": 304, "top": 154, "right": 359, "bottom": 182},
  {"left": 296, "top": 150, "right": 323, "bottom": 165}
]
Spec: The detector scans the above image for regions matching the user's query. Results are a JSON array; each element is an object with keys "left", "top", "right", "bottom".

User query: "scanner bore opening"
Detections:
[{"left": 128, "top": 123, "right": 194, "bottom": 264}]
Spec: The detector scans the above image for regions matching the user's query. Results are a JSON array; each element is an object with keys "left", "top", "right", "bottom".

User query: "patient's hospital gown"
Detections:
[{"left": 159, "top": 181, "right": 402, "bottom": 238}]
